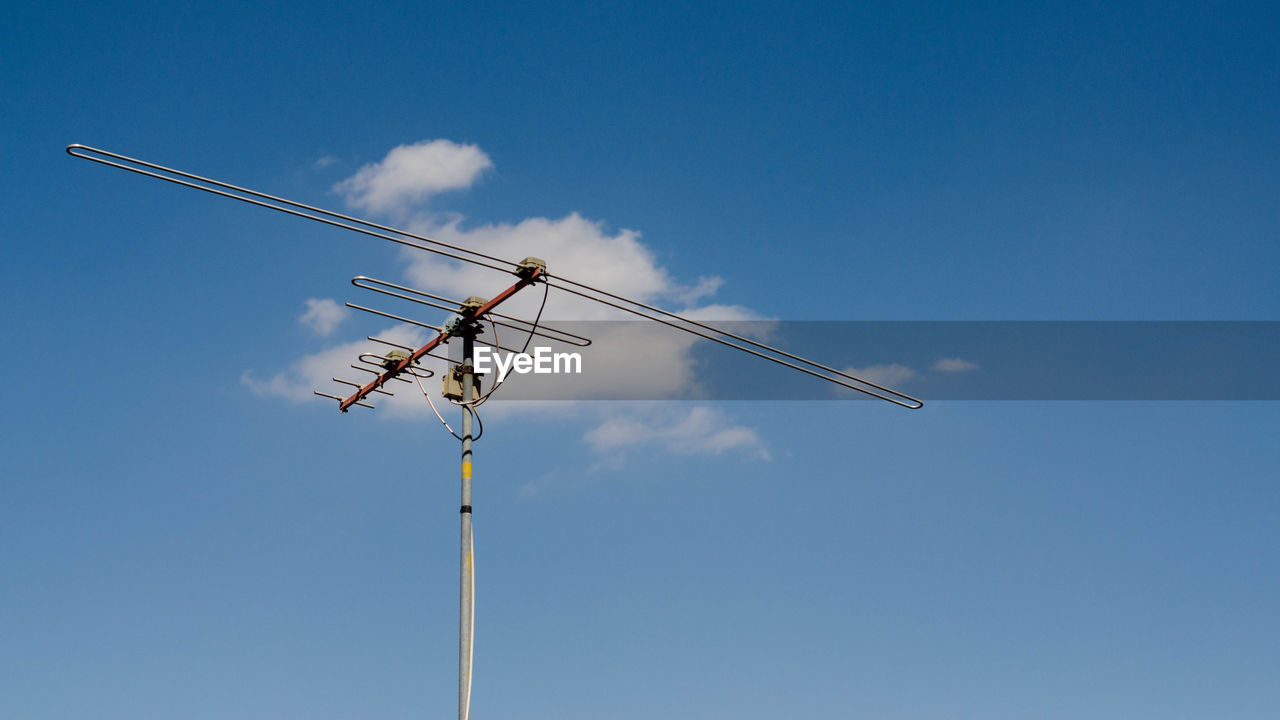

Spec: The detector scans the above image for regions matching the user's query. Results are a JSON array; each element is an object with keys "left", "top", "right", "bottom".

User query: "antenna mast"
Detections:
[
  {"left": 457, "top": 324, "right": 476, "bottom": 720},
  {"left": 323, "top": 263, "right": 548, "bottom": 720}
]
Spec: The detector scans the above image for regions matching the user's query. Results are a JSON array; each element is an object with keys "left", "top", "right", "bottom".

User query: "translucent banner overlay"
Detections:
[{"left": 438, "top": 321, "right": 1280, "bottom": 401}]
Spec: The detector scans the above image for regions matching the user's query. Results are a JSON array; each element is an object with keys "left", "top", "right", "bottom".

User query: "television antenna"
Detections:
[{"left": 67, "top": 143, "right": 923, "bottom": 720}]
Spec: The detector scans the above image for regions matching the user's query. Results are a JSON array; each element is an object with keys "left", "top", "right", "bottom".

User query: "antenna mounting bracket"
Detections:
[{"left": 516, "top": 256, "right": 546, "bottom": 278}]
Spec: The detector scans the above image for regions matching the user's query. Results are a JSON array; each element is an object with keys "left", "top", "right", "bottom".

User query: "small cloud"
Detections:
[
  {"left": 313, "top": 155, "right": 339, "bottom": 169},
  {"left": 931, "top": 357, "right": 980, "bottom": 373},
  {"left": 334, "top": 139, "right": 493, "bottom": 215},
  {"left": 675, "top": 275, "right": 725, "bottom": 306},
  {"left": 241, "top": 370, "right": 312, "bottom": 402},
  {"left": 842, "top": 363, "right": 916, "bottom": 387},
  {"left": 583, "top": 405, "right": 769, "bottom": 463},
  {"left": 299, "top": 298, "right": 347, "bottom": 337}
]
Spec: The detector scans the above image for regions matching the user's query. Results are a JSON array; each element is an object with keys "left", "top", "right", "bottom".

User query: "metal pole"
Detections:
[{"left": 458, "top": 329, "right": 475, "bottom": 720}]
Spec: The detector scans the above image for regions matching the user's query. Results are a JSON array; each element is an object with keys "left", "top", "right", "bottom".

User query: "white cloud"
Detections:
[
  {"left": 931, "top": 357, "right": 980, "bottom": 373},
  {"left": 397, "top": 213, "right": 765, "bottom": 323},
  {"left": 401, "top": 213, "right": 671, "bottom": 318},
  {"left": 841, "top": 363, "right": 916, "bottom": 387},
  {"left": 583, "top": 405, "right": 769, "bottom": 462},
  {"left": 334, "top": 139, "right": 493, "bottom": 214},
  {"left": 241, "top": 369, "right": 309, "bottom": 403},
  {"left": 313, "top": 155, "right": 339, "bottom": 169},
  {"left": 299, "top": 298, "right": 347, "bottom": 336},
  {"left": 674, "top": 275, "right": 725, "bottom": 305}
]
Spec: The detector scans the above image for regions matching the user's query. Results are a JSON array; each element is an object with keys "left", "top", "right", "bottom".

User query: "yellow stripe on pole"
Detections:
[{"left": 462, "top": 461, "right": 472, "bottom": 479}]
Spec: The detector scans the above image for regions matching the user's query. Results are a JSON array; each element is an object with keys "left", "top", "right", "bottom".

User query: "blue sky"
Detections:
[{"left": 3, "top": 2, "right": 1279, "bottom": 719}]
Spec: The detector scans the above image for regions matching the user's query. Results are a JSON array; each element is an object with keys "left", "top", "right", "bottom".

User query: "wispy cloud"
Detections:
[
  {"left": 842, "top": 363, "right": 916, "bottom": 387},
  {"left": 931, "top": 357, "right": 980, "bottom": 373},
  {"left": 243, "top": 323, "right": 430, "bottom": 410},
  {"left": 299, "top": 298, "right": 347, "bottom": 337},
  {"left": 312, "top": 155, "right": 339, "bottom": 169},
  {"left": 584, "top": 405, "right": 769, "bottom": 464},
  {"left": 241, "top": 369, "right": 310, "bottom": 403},
  {"left": 334, "top": 139, "right": 492, "bottom": 214},
  {"left": 674, "top": 275, "right": 725, "bottom": 305}
]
